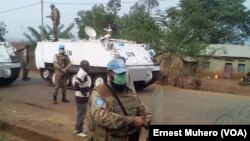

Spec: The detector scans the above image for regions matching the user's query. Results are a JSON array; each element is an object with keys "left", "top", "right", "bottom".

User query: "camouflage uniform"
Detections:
[
  {"left": 53, "top": 53, "right": 71, "bottom": 97},
  {"left": 50, "top": 7, "right": 60, "bottom": 41},
  {"left": 84, "top": 83, "right": 152, "bottom": 141}
]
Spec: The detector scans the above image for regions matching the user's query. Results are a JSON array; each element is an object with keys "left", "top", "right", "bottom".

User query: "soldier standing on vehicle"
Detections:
[
  {"left": 73, "top": 60, "right": 90, "bottom": 137},
  {"left": 84, "top": 58, "right": 152, "bottom": 141},
  {"left": 53, "top": 45, "right": 71, "bottom": 104},
  {"left": 47, "top": 3, "right": 60, "bottom": 41},
  {"left": 22, "top": 45, "right": 31, "bottom": 81}
]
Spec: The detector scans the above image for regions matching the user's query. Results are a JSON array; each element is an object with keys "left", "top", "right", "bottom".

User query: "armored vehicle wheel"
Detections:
[
  {"left": 41, "top": 69, "right": 52, "bottom": 79},
  {"left": 52, "top": 73, "right": 70, "bottom": 86},
  {"left": 134, "top": 81, "right": 147, "bottom": 91},
  {"left": 40, "top": 69, "right": 53, "bottom": 85},
  {"left": 93, "top": 75, "right": 105, "bottom": 87},
  {"left": 0, "top": 68, "right": 20, "bottom": 86}
]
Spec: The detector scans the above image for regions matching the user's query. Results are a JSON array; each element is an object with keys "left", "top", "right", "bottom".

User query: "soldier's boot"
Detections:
[
  {"left": 62, "top": 95, "right": 70, "bottom": 103},
  {"left": 53, "top": 96, "right": 58, "bottom": 104}
]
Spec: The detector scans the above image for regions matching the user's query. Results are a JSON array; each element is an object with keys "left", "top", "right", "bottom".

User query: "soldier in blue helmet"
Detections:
[
  {"left": 52, "top": 45, "right": 71, "bottom": 104},
  {"left": 47, "top": 3, "right": 60, "bottom": 41},
  {"left": 84, "top": 58, "right": 152, "bottom": 141}
]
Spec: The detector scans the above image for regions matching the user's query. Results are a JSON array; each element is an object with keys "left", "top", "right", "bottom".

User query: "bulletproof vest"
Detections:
[
  {"left": 86, "top": 84, "right": 139, "bottom": 141},
  {"left": 51, "top": 8, "right": 60, "bottom": 21},
  {"left": 54, "top": 54, "right": 69, "bottom": 75},
  {"left": 56, "top": 54, "right": 69, "bottom": 68}
]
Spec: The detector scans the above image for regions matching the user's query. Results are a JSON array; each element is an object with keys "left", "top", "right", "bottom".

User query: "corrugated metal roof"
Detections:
[{"left": 202, "top": 44, "right": 250, "bottom": 58}]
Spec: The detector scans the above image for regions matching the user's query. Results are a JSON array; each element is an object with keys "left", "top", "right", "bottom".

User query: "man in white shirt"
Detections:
[{"left": 73, "top": 60, "right": 90, "bottom": 137}]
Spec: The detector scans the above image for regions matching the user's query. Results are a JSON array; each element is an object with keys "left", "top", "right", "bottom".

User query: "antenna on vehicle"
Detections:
[{"left": 84, "top": 26, "right": 97, "bottom": 40}]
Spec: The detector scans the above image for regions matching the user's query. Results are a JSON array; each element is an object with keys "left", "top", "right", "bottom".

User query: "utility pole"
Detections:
[
  {"left": 148, "top": 0, "right": 151, "bottom": 15},
  {"left": 41, "top": 0, "right": 44, "bottom": 41}
]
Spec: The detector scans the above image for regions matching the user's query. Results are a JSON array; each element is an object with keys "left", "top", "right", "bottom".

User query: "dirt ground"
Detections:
[
  {"left": 0, "top": 99, "right": 86, "bottom": 141},
  {"left": 0, "top": 99, "right": 148, "bottom": 141},
  {"left": 0, "top": 77, "right": 249, "bottom": 141}
]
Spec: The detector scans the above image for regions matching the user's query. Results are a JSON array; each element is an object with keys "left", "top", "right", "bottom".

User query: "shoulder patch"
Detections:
[{"left": 95, "top": 98, "right": 105, "bottom": 106}]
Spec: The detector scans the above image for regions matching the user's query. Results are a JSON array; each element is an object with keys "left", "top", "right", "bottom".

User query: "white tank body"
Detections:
[
  {"left": 35, "top": 28, "right": 160, "bottom": 90},
  {"left": 0, "top": 42, "right": 21, "bottom": 85}
]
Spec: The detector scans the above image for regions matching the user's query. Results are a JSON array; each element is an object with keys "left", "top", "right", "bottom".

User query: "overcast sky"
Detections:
[{"left": 1, "top": 0, "right": 250, "bottom": 41}]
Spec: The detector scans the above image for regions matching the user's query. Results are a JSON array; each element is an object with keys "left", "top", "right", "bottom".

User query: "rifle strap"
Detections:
[
  {"left": 104, "top": 83, "right": 140, "bottom": 140},
  {"left": 104, "top": 83, "right": 128, "bottom": 116}
]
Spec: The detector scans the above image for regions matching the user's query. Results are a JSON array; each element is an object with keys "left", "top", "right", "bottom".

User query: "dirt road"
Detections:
[{"left": 0, "top": 72, "right": 250, "bottom": 140}]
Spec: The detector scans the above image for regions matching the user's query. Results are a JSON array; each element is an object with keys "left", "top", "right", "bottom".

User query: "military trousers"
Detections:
[
  {"left": 52, "top": 20, "right": 60, "bottom": 41},
  {"left": 22, "top": 63, "right": 29, "bottom": 79},
  {"left": 53, "top": 74, "right": 67, "bottom": 96}
]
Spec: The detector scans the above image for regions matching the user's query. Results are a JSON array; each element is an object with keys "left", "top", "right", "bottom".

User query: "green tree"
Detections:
[
  {"left": 121, "top": 5, "right": 162, "bottom": 50},
  {"left": 106, "top": 0, "right": 121, "bottom": 14},
  {"left": 0, "top": 21, "right": 8, "bottom": 41},
  {"left": 160, "top": 0, "right": 250, "bottom": 57},
  {"left": 75, "top": 3, "right": 162, "bottom": 48},
  {"left": 23, "top": 23, "right": 74, "bottom": 47},
  {"left": 159, "top": 7, "right": 208, "bottom": 57},
  {"left": 142, "top": 0, "right": 159, "bottom": 14},
  {"left": 130, "top": 0, "right": 159, "bottom": 14},
  {"left": 75, "top": 4, "right": 118, "bottom": 39},
  {"left": 180, "top": 0, "right": 250, "bottom": 44}
]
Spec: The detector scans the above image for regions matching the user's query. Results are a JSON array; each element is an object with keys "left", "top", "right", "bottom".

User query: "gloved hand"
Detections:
[{"left": 132, "top": 116, "right": 147, "bottom": 128}]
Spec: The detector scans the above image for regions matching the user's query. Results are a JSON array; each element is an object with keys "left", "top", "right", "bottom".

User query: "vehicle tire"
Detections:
[
  {"left": 134, "top": 81, "right": 147, "bottom": 91},
  {"left": 40, "top": 69, "right": 53, "bottom": 86},
  {"left": 0, "top": 67, "right": 20, "bottom": 86},
  {"left": 52, "top": 73, "right": 70, "bottom": 86},
  {"left": 93, "top": 75, "right": 106, "bottom": 87},
  {"left": 41, "top": 69, "right": 52, "bottom": 79}
]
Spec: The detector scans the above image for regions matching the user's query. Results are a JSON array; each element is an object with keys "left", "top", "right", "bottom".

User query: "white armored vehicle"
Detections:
[
  {"left": 35, "top": 26, "right": 160, "bottom": 90},
  {"left": 0, "top": 42, "right": 21, "bottom": 85}
]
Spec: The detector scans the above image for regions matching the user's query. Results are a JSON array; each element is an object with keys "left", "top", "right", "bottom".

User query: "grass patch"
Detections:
[{"left": 0, "top": 131, "right": 10, "bottom": 141}]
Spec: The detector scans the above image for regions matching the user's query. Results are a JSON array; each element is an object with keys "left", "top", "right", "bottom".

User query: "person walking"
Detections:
[
  {"left": 84, "top": 58, "right": 152, "bottom": 141},
  {"left": 53, "top": 44, "right": 71, "bottom": 104},
  {"left": 22, "top": 45, "right": 31, "bottom": 81},
  {"left": 73, "top": 60, "right": 91, "bottom": 137}
]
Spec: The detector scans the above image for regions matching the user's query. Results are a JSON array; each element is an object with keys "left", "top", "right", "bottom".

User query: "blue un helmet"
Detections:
[
  {"left": 59, "top": 44, "right": 65, "bottom": 49},
  {"left": 50, "top": 3, "right": 55, "bottom": 8},
  {"left": 59, "top": 45, "right": 65, "bottom": 54},
  {"left": 107, "top": 58, "right": 128, "bottom": 90},
  {"left": 107, "top": 58, "right": 127, "bottom": 74}
]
